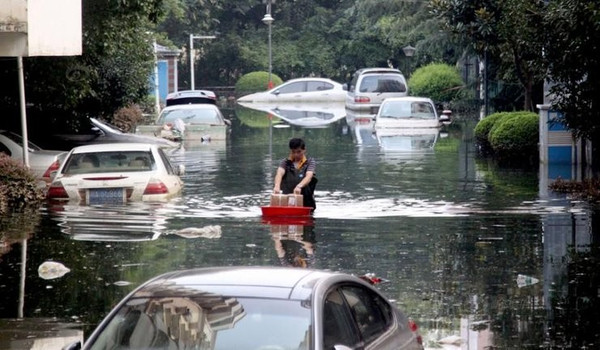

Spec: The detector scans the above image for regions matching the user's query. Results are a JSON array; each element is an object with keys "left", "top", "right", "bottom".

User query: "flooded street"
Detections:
[{"left": 1, "top": 105, "right": 598, "bottom": 349}]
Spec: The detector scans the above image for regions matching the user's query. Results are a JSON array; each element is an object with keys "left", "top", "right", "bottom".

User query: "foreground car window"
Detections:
[
  {"left": 62, "top": 151, "right": 155, "bottom": 174},
  {"left": 89, "top": 297, "right": 311, "bottom": 350},
  {"left": 339, "top": 285, "right": 393, "bottom": 343}
]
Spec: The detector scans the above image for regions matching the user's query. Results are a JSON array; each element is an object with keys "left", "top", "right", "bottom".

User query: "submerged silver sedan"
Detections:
[{"left": 69, "top": 266, "right": 423, "bottom": 350}]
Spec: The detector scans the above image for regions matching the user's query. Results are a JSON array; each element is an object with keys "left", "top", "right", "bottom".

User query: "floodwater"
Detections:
[{"left": 0, "top": 103, "right": 598, "bottom": 349}]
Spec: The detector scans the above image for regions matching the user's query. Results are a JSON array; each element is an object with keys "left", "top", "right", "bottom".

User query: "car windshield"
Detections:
[
  {"left": 379, "top": 101, "right": 436, "bottom": 119},
  {"left": 158, "top": 108, "right": 221, "bottom": 125},
  {"left": 62, "top": 151, "right": 155, "bottom": 174},
  {"left": 89, "top": 296, "right": 311, "bottom": 350}
]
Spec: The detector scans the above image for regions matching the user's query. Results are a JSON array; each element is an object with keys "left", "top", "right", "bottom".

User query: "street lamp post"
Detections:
[
  {"left": 189, "top": 34, "right": 216, "bottom": 90},
  {"left": 402, "top": 45, "right": 416, "bottom": 77},
  {"left": 262, "top": 0, "right": 275, "bottom": 89}
]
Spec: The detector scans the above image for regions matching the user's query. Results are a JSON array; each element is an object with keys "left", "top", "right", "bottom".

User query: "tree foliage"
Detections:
[
  {"left": 542, "top": 0, "right": 600, "bottom": 142},
  {"left": 0, "top": 0, "right": 163, "bottom": 136},
  {"left": 430, "top": 0, "right": 546, "bottom": 112}
]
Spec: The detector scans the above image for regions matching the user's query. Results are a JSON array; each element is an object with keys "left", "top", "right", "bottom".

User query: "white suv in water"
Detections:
[{"left": 344, "top": 68, "right": 408, "bottom": 113}]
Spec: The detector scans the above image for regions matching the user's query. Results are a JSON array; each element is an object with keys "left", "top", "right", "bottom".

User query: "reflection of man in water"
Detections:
[{"left": 272, "top": 225, "right": 315, "bottom": 268}]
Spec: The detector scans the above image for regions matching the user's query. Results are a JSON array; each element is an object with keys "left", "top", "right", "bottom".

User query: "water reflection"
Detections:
[
  {"left": 375, "top": 128, "right": 438, "bottom": 152},
  {"left": 262, "top": 217, "right": 316, "bottom": 268},
  {"left": 237, "top": 102, "right": 346, "bottom": 128},
  {"left": 48, "top": 202, "right": 171, "bottom": 242}
]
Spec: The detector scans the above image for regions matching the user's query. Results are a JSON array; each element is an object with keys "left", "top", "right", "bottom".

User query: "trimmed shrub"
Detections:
[
  {"left": 0, "top": 154, "right": 44, "bottom": 213},
  {"left": 235, "top": 71, "right": 283, "bottom": 96},
  {"left": 474, "top": 112, "right": 513, "bottom": 151},
  {"left": 408, "top": 63, "right": 464, "bottom": 104},
  {"left": 488, "top": 111, "right": 539, "bottom": 161}
]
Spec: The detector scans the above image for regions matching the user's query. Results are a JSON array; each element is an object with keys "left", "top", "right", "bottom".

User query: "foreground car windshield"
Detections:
[
  {"left": 62, "top": 151, "right": 155, "bottom": 174},
  {"left": 158, "top": 109, "right": 221, "bottom": 124},
  {"left": 89, "top": 297, "right": 311, "bottom": 350}
]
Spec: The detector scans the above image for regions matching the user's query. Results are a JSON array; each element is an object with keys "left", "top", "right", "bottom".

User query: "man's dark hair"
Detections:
[{"left": 289, "top": 138, "right": 305, "bottom": 150}]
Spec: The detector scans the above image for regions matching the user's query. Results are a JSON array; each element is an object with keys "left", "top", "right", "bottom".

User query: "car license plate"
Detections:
[{"left": 87, "top": 188, "right": 125, "bottom": 205}]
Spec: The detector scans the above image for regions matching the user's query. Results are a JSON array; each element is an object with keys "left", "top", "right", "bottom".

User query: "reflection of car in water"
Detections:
[
  {"left": 375, "top": 128, "right": 439, "bottom": 151},
  {"left": 48, "top": 202, "right": 169, "bottom": 242},
  {"left": 69, "top": 266, "right": 424, "bottom": 350},
  {"left": 344, "top": 109, "right": 377, "bottom": 145},
  {"left": 238, "top": 102, "right": 346, "bottom": 128}
]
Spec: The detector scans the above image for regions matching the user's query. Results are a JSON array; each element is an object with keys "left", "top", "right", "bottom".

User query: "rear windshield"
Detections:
[
  {"left": 166, "top": 97, "right": 216, "bottom": 106},
  {"left": 89, "top": 296, "right": 311, "bottom": 350},
  {"left": 62, "top": 151, "right": 155, "bottom": 174},
  {"left": 158, "top": 108, "right": 221, "bottom": 125},
  {"left": 359, "top": 74, "right": 406, "bottom": 93}
]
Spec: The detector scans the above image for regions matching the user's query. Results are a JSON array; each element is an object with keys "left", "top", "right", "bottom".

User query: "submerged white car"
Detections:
[
  {"left": 374, "top": 97, "right": 442, "bottom": 129},
  {"left": 0, "top": 130, "right": 67, "bottom": 185},
  {"left": 136, "top": 104, "right": 230, "bottom": 141},
  {"left": 237, "top": 77, "right": 346, "bottom": 103},
  {"left": 47, "top": 143, "right": 184, "bottom": 204}
]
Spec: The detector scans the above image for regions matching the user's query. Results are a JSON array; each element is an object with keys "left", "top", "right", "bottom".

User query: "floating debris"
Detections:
[
  {"left": 38, "top": 261, "right": 70, "bottom": 280},
  {"left": 517, "top": 274, "right": 539, "bottom": 288},
  {"left": 172, "top": 225, "right": 222, "bottom": 239},
  {"left": 113, "top": 281, "right": 132, "bottom": 287}
]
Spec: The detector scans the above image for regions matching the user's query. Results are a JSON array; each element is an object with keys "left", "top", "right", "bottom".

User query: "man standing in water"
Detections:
[{"left": 273, "top": 138, "right": 317, "bottom": 210}]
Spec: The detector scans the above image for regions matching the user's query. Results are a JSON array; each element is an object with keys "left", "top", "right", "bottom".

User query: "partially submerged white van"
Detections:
[{"left": 344, "top": 68, "right": 408, "bottom": 113}]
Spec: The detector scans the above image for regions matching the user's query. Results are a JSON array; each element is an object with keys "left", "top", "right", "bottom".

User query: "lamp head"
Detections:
[
  {"left": 403, "top": 45, "right": 416, "bottom": 57},
  {"left": 262, "top": 14, "right": 274, "bottom": 25}
]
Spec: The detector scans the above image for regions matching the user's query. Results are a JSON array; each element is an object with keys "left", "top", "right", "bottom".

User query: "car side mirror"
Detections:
[
  {"left": 177, "top": 164, "right": 185, "bottom": 176},
  {"left": 342, "top": 83, "right": 348, "bottom": 91},
  {"left": 224, "top": 119, "right": 232, "bottom": 126},
  {"left": 273, "top": 90, "right": 280, "bottom": 96},
  {"left": 62, "top": 341, "right": 81, "bottom": 350}
]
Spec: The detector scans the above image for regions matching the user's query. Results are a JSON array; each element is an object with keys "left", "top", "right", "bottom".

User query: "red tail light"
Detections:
[
  {"left": 42, "top": 160, "right": 61, "bottom": 180},
  {"left": 354, "top": 96, "right": 370, "bottom": 103},
  {"left": 408, "top": 319, "right": 418, "bottom": 332},
  {"left": 408, "top": 319, "right": 422, "bottom": 344},
  {"left": 143, "top": 178, "right": 168, "bottom": 195},
  {"left": 47, "top": 182, "right": 69, "bottom": 199}
]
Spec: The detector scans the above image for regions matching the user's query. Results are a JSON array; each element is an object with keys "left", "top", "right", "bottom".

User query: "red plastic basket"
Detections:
[{"left": 261, "top": 206, "right": 312, "bottom": 217}]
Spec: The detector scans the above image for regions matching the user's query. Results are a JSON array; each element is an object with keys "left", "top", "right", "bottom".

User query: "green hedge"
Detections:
[
  {"left": 0, "top": 154, "right": 44, "bottom": 213},
  {"left": 474, "top": 112, "right": 513, "bottom": 150},
  {"left": 408, "top": 63, "right": 464, "bottom": 103},
  {"left": 488, "top": 111, "right": 539, "bottom": 160},
  {"left": 235, "top": 71, "right": 283, "bottom": 96}
]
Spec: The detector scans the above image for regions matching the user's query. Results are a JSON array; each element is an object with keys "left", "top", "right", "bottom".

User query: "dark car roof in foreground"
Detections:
[{"left": 131, "top": 266, "right": 348, "bottom": 300}]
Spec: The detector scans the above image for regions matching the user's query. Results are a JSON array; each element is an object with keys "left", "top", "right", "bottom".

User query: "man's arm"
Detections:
[{"left": 273, "top": 167, "right": 285, "bottom": 193}]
